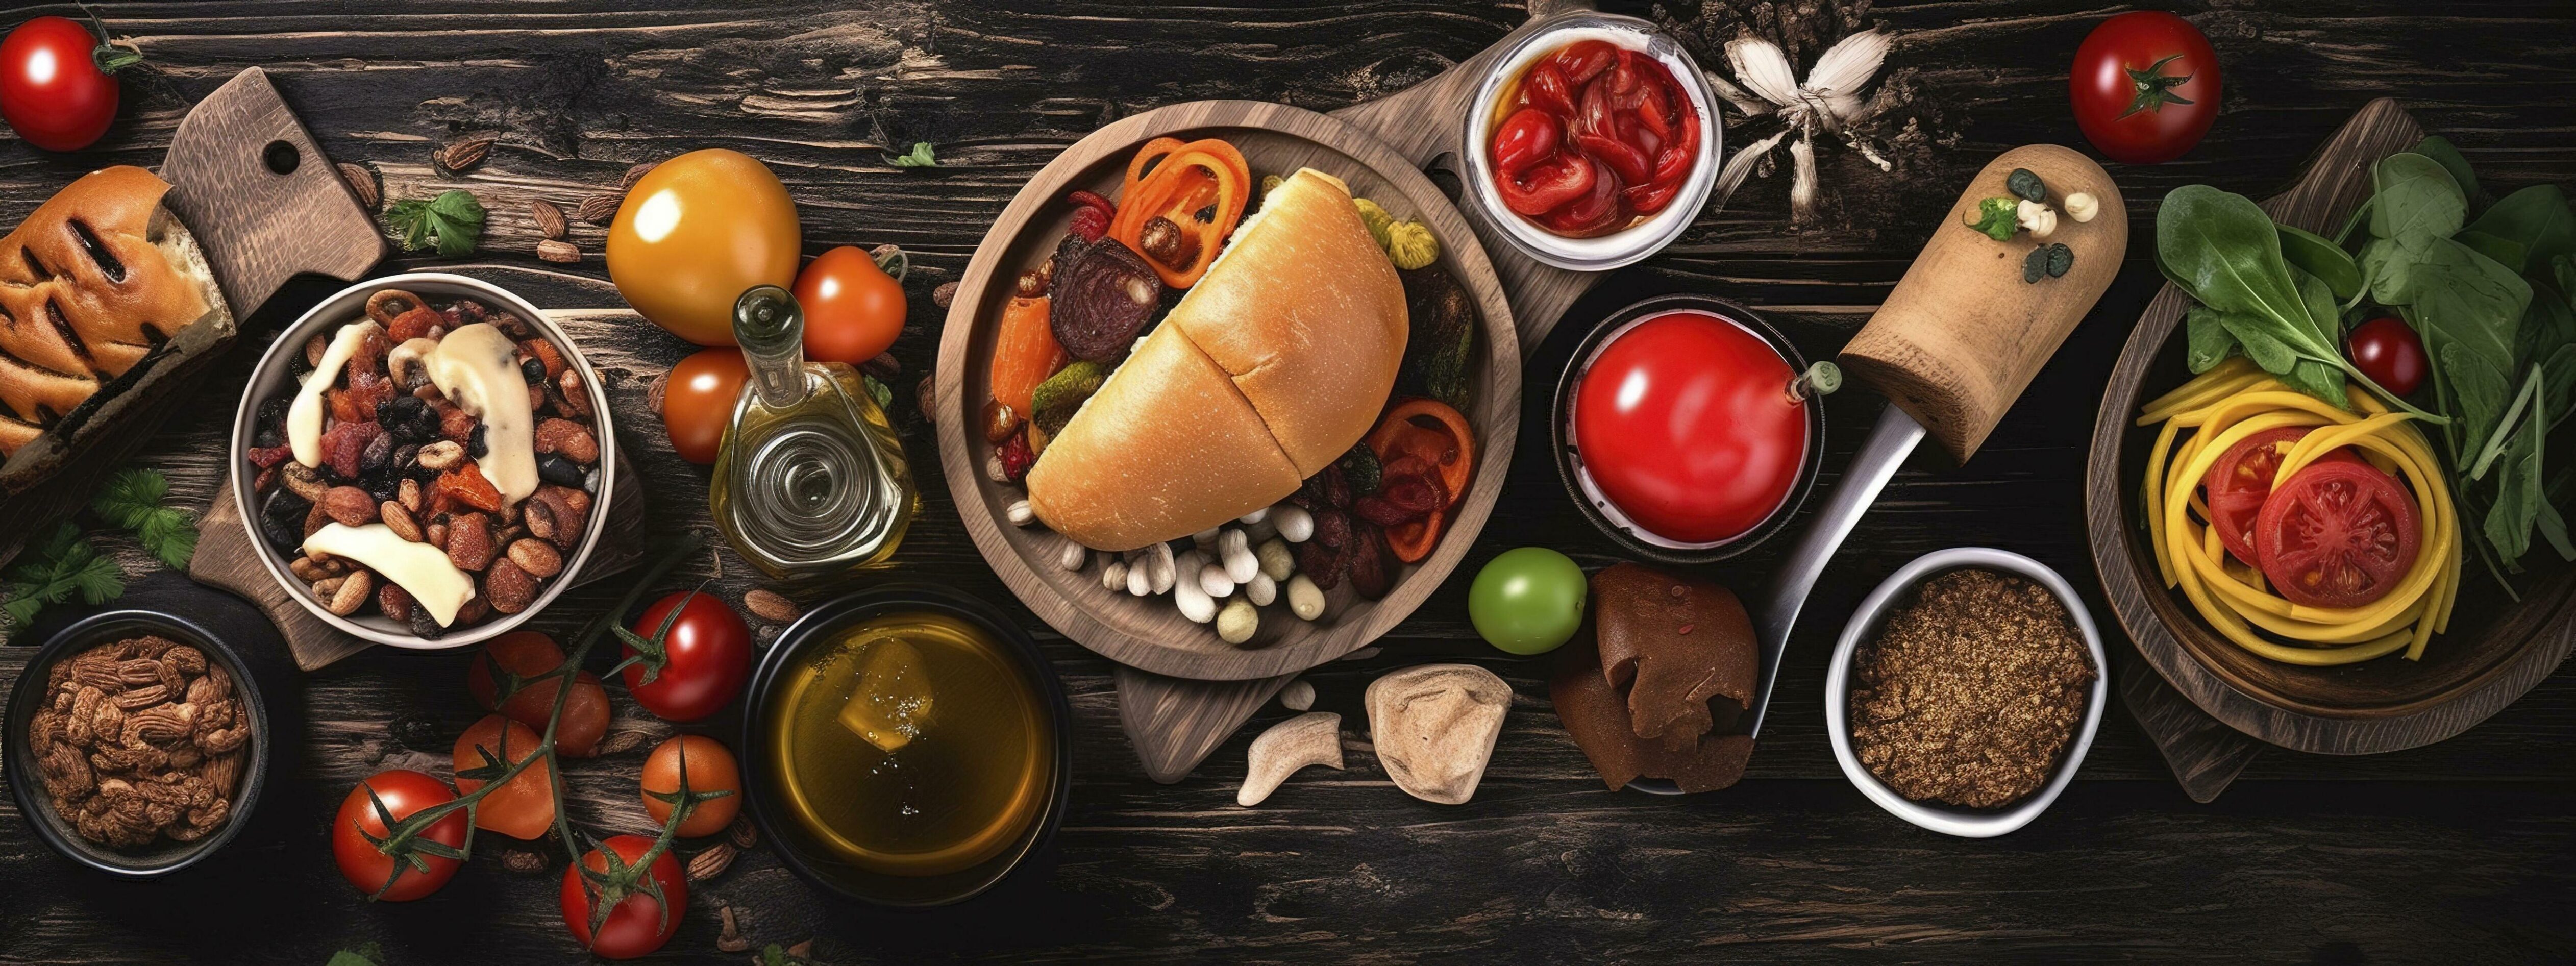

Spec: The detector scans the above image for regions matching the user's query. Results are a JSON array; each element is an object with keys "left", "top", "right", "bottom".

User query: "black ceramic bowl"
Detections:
[
  {"left": 739, "top": 584, "right": 1071, "bottom": 907},
  {"left": 1551, "top": 293, "right": 1826, "bottom": 565},
  {"left": 5, "top": 594, "right": 287, "bottom": 877}
]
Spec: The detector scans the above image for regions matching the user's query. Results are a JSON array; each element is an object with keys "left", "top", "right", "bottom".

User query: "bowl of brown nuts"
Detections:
[
  {"left": 6, "top": 605, "right": 279, "bottom": 876},
  {"left": 228, "top": 273, "right": 616, "bottom": 650}
]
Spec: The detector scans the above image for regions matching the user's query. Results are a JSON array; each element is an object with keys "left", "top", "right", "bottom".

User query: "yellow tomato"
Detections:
[{"left": 607, "top": 149, "right": 801, "bottom": 345}]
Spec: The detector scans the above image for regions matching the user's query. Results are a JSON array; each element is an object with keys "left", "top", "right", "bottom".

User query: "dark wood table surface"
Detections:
[{"left": 3, "top": 1, "right": 2573, "bottom": 962}]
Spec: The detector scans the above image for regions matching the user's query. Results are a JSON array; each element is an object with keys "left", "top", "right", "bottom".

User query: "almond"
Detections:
[
  {"left": 325, "top": 569, "right": 374, "bottom": 616},
  {"left": 932, "top": 280, "right": 959, "bottom": 309},
  {"left": 507, "top": 539, "right": 563, "bottom": 579},
  {"left": 578, "top": 193, "right": 622, "bottom": 225},
  {"left": 436, "top": 134, "right": 496, "bottom": 172},
  {"left": 621, "top": 162, "right": 656, "bottom": 189},
  {"left": 536, "top": 239, "right": 580, "bottom": 263},
  {"left": 378, "top": 582, "right": 416, "bottom": 622},
  {"left": 687, "top": 841, "right": 736, "bottom": 882},
  {"left": 743, "top": 588, "right": 800, "bottom": 624},
  {"left": 728, "top": 814, "right": 758, "bottom": 850},
  {"left": 336, "top": 161, "right": 381, "bottom": 212},
  {"left": 445, "top": 512, "right": 496, "bottom": 571},
  {"left": 533, "top": 418, "right": 599, "bottom": 463},
  {"left": 380, "top": 501, "right": 423, "bottom": 542},
  {"left": 529, "top": 200, "right": 568, "bottom": 239}
]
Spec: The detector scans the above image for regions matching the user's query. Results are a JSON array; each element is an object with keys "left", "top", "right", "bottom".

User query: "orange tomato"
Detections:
[
  {"left": 465, "top": 630, "right": 612, "bottom": 757},
  {"left": 660, "top": 348, "right": 749, "bottom": 465},
  {"left": 452, "top": 713, "right": 556, "bottom": 839},
  {"left": 793, "top": 245, "right": 908, "bottom": 365},
  {"left": 639, "top": 735, "right": 742, "bottom": 837},
  {"left": 607, "top": 149, "right": 801, "bottom": 345}
]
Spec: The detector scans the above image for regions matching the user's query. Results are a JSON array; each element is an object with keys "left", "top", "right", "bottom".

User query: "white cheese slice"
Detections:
[
  {"left": 287, "top": 321, "right": 385, "bottom": 468},
  {"left": 301, "top": 522, "right": 477, "bottom": 627},
  {"left": 425, "top": 323, "right": 538, "bottom": 507}
]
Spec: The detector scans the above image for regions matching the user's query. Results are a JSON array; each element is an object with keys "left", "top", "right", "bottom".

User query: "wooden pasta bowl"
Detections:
[
  {"left": 2085, "top": 97, "right": 2576, "bottom": 754},
  {"left": 934, "top": 100, "right": 1520, "bottom": 682}
]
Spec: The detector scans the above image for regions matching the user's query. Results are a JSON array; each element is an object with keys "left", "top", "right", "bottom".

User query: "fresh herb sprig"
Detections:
[
  {"left": 884, "top": 142, "right": 938, "bottom": 168},
  {"left": 1, "top": 523, "right": 122, "bottom": 629},
  {"left": 92, "top": 467, "right": 197, "bottom": 569},
  {"left": 385, "top": 189, "right": 488, "bottom": 257}
]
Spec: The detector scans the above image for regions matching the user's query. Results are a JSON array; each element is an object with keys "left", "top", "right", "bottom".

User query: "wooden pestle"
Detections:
[{"left": 1838, "top": 144, "right": 2127, "bottom": 462}]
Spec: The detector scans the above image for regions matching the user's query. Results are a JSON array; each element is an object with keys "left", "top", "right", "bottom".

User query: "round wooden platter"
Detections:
[
  {"left": 934, "top": 100, "right": 1521, "bottom": 682},
  {"left": 2085, "top": 97, "right": 2576, "bottom": 755}
]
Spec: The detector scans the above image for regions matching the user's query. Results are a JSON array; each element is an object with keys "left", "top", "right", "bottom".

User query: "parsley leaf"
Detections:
[
  {"left": 92, "top": 467, "right": 198, "bottom": 569},
  {"left": 2, "top": 522, "right": 125, "bottom": 630},
  {"left": 385, "top": 189, "right": 488, "bottom": 257},
  {"left": 884, "top": 142, "right": 938, "bottom": 168}
]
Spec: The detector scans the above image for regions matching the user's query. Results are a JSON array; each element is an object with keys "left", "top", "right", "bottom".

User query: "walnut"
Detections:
[
  {"left": 28, "top": 708, "right": 64, "bottom": 748},
  {"left": 125, "top": 704, "right": 197, "bottom": 745},
  {"left": 66, "top": 686, "right": 105, "bottom": 745},
  {"left": 37, "top": 741, "right": 92, "bottom": 801},
  {"left": 196, "top": 719, "right": 250, "bottom": 756},
  {"left": 114, "top": 684, "right": 169, "bottom": 710},
  {"left": 164, "top": 645, "right": 207, "bottom": 676},
  {"left": 117, "top": 658, "right": 165, "bottom": 687},
  {"left": 122, "top": 635, "right": 178, "bottom": 659},
  {"left": 35, "top": 636, "right": 252, "bottom": 849}
]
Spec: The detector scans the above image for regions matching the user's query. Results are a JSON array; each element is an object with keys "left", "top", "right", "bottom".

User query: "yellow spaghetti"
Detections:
[{"left": 2135, "top": 357, "right": 2461, "bottom": 665}]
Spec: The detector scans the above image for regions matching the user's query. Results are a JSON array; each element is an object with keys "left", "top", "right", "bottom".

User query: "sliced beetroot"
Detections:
[{"left": 1050, "top": 238, "right": 1163, "bottom": 362}]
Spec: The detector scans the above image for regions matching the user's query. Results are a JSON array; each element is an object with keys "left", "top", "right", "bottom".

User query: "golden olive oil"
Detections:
[
  {"left": 767, "top": 610, "right": 1051, "bottom": 877},
  {"left": 710, "top": 285, "right": 918, "bottom": 579}
]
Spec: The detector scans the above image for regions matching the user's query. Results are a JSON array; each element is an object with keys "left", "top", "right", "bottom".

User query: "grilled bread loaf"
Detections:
[
  {"left": 0, "top": 166, "right": 228, "bottom": 458},
  {"left": 1026, "top": 168, "right": 1407, "bottom": 551}
]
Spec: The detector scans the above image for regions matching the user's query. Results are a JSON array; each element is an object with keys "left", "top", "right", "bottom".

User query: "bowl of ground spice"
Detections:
[{"left": 1824, "top": 548, "right": 2106, "bottom": 837}]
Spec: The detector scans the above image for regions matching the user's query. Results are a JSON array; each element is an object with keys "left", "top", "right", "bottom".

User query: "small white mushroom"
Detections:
[
  {"left": 1101, "top": 559, "right": 1130, "bottom": 592},
  {"left": 2016, "top": 198, "right": 2058, "bottom": 239},
  {"left": 1005, "top": 499, "right": 1035, "bottom": 527},
  {"left": 1236, "top": 711, "right": 1342, "bottom": 807},
  {"left": 1054, "top": 538, "right": 1087, "bottom": 572},
  {"left": 1126, "top": 556, "right": 1152, "bottom": 596},
  {"left": 1256, "top": 538, "right": 1295, "bottom": 582},
  {"left": 1287, "top": 574, "right": 1325, "bottom": 620},
  {"left": 1199, "top": 561, "right": 1236, "bottom": 599},
  {"left": 2063, "top": 191, "right": 2100, "bottom": 224},
  {"left": 1218, "top": 528, "right": 1258, "bottom": 583},
  {"left": 1173, "top": 550, "right": 1216, "bottom": 622},
  {"left": 1238, "top": 507, "right": 1269, "bottom": 525},
  {"left": 1365, "top": 664, "right": 1510, "bottom": 805},
  {"left": 1279, "top": 677, "right": 1315, "bottom": 711},
  {"left": 1272, "top": 505, "right": 1315, "bottom": 543},
  {"left": 1216, "top": 597, "right": 1258, "bottom": 645},
  {"left": 1192, "top": 527, "right": 1220, "bottom": 552},
  {"left": 1143, "top": 542, "right": 1177, "bottom": 594},
  {"left": 1244, "top": 571, "right": 1277, "bottom": 606}
]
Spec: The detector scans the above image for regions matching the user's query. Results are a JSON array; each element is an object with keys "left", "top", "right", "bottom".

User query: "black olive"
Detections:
[
  {"left": 253, "top": 425, "right": 284, "bottom": 449},
  {"left": 367, "top": 477, "right": 399, "bottom": 503},
  {"left": 393, "top": 443, "right": 419, "bottom": 470},
  {"left": 260, "top": 492, "right": 309, "bottom": 551},
  {"left": 522, "top": 358, "right": 547, "bottom": 385},
  {"left": 389, "top": 394, "right": 426, "bottom": 417},
  {"left": 258, "top": 397, "right": 291, "bottom": 431},
  {"left": 536, "top": 453, "right": 585, "bottom": 487},
  {"left": 468, "top": 425, "right": 487, "bottom": 459}
]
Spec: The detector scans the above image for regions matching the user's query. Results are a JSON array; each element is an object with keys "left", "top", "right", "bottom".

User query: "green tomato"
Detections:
[{"left": 1468, "top": 547, "right": 1587, "bottom": 655}]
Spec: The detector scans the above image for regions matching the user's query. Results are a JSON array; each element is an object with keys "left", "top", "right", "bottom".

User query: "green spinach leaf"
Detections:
[
  {"left": 2454, "top": 230, "right": 2529, "bottom": 275},
  {"left": 2465, "top": 183, "right": 2575, "bottom": 269},
  {"left": 2278, "top": 222, "right": 2363, "bottom": 302},
  {"left": 2185, "top": 305, "right": 2242, "bottom": 373},
  {"left": 2369, "top": 152, "right": 2469, "bottom": 252},
  {"left": 2413, "top": 135, "right": 2480, "bottom": 202},
  {"left": 2159, "top": 186, "right": 2312, "bottom": 342},
  {"left": 2409, "top": 236, "right": 2531, "bottom": 456}
]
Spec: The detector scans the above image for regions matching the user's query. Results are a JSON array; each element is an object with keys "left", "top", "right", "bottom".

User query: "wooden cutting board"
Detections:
[{"left": 0, "top": 67, "right": 383, "bottom": 568}]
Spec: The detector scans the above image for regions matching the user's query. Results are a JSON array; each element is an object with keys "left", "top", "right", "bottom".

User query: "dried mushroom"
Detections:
[{"left": 1364, "top": 664, "right": 1509, "bottom": 805}]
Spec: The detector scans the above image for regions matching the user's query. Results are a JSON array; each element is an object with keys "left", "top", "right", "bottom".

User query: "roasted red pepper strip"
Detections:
[{"left": 1108, "top": 138, "right": 1250, "bottom": 288}]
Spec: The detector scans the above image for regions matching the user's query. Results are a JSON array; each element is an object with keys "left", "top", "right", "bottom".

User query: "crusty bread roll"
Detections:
[
  {"left": 0, "top": 166, "right": 227, "bottom": 457},
  {"left": 1027, "top": 168, "right": 1408, "bottom": 551}
]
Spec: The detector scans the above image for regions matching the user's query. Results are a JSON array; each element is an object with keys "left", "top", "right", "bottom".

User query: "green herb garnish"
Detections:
[
  {"left": 92, "top": 467, "right": 197, "bottom": 569},
  {"left": 2, "top": 522, "right": 123, "bottom": 630},
  {"left": 385, "top": 189, "right": 487, "bottom": 257},
  {"left": 885, "top": 142, "right": 939, "bottom": 168}
]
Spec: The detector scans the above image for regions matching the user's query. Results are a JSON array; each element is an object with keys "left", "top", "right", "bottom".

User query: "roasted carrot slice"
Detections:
[{"left": 989, "top": 295, "right": 1065, "bottom": 415}]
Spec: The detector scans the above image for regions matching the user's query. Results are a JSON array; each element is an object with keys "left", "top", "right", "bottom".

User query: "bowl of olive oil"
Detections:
[{"left": 742, "top": 584, "right": 1070, "bottom": 906}]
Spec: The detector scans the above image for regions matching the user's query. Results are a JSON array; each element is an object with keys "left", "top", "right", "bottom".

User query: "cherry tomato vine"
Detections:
[{"left": 345, "top": 533, "right": 734, "bottom": 957}]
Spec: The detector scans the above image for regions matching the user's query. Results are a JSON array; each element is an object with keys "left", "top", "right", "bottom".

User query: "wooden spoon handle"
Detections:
[{"left": 1838, "top": 144, "right": 2127, "bottom": 463}]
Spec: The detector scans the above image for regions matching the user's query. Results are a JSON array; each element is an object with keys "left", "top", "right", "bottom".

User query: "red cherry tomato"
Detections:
[
  {"left": 560, "top": 834, "right": 687, "bottom": 960},
  {"left": 2346, "top": 316, "right": 2428, "bottom": 398},
  {"left": 624, "top": 590, "right": 751, "bottom": 722},
  {"left": 1490, "top": 108, "right": 1560, "bottom": 176},
  {"left": 1572, "top": 310, "right": 1807, "bottom": 544},
  {"left": 0, "top": 17, "right": 126, "bottom": 152},
  {"left": 2070, "top": 11, "right": 2220, "bottom": 164},
  {"left": 2255, "top": 460, "right": 2421, "bottom": 609},
  {"left": 793, "top": 245, "right": 907, "bottom": 366},
  {"left": 467, "top": 630, "right": 612, "bottom": 757},
  {"left": 1489, "top": 38, "right": 1701, "bottom": 237},
  {"left": 2199, "top": 426, "right": 2361, "bottom": 567},
  {"left": 661, "top": 348, "right": 748, "bottom": 465},
  {"left": 332, "top": 770, "right": 466, "bottom": 902}
]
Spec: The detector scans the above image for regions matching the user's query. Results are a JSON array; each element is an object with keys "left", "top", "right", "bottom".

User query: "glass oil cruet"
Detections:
[{"left": 709, "top": 284, "right": 917, "bottom": 579}]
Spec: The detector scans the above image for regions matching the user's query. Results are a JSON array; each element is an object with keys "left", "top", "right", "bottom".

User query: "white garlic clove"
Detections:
[
  {"left": 1273, "top": 505, "right": 1315, "bottom": 543},
  {"left": 1199, "top": 562, "right": 1236, "bottom": 599},
  {"left": 1005, "top": 499, "right": 1035, "bottom": 527},
  {"left": 1102, "top": 560, "right": 1129, "bottom": 592},
  {"left": 1173, "top": 551, "right": 1216, "bottom": 622},
  {"left": 2064, "top": 191, "right": 2099, "bottom": 224}
]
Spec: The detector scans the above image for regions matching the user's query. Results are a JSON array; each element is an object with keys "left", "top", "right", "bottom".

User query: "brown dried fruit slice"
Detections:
[
  {"left": 1048, "top": 237, "right": 1163, "bottom": 362},
  {"left": 1591, "top": 562, "right": 1756, "bottom": 752}
]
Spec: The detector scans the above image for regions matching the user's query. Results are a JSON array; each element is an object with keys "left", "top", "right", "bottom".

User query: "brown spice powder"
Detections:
[{"left": 1849, "top": 568, "right": 2094, "bottom": 809}]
